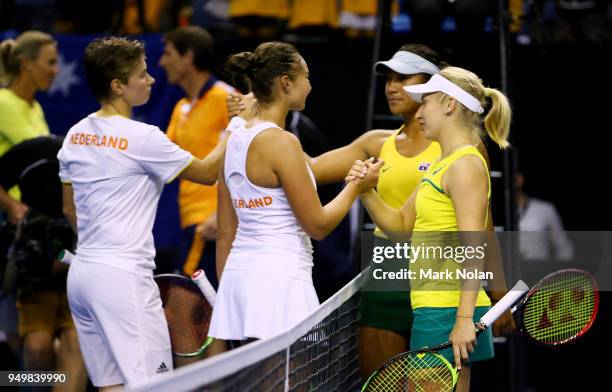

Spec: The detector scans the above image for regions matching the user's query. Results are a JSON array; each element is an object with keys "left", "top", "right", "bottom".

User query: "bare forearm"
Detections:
[
  {"left": 64, "top": 208, "right": 77, "bottom": 234},
  {"left": 457, "top": 289, "right": 479, "bottom": 318},
  {"left": 360, "top": 190, "right": 406, "bottom": 235},
  {"left": 311, "top": 153, "right": 356, "bottom": 185},
  {"left": 61, "top": 184, "right": 77, "bottom": 234},
  {"left": 312, "top": 183, "right": 360, "bottom": 240},
  {"left": 181, "top": 137, "right": 228, "bottom": 185},
  {"left": 200, "top": 136, "right": 228, "bottom": 178}
]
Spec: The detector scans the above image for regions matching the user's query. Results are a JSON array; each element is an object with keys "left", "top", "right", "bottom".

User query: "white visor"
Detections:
[
  {"left": 374, "top": 51, "right": 440, "bottom": 76},
  {"left": 403, "top": 74, "right": 485, "bottom": 114}
]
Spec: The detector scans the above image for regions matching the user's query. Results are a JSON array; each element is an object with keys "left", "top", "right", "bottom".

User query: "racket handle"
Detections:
[
  {"left": 191, "top": 269, "right": 216, "bottom": 307},
  {"left": 58, "top": 249, "right": 76, "bottom": 265},
  {"left": 478, "top": 280, "right": 529, "bottom": 328}
]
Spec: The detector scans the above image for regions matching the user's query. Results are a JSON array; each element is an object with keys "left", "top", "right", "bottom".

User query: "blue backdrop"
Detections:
[{"left": 1, "top": 31, "right": 186, "bottom": 247}]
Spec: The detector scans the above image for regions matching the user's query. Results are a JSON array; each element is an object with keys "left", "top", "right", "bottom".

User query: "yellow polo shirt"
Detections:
[
  {"left": 0, "top": 88, "right": 50, "bottom": 199},
  {"left": 166, "top": 80, "right": 233, "bottom": 228},
  {"left": 0, "top": 88, "right": 50, "bottom": 157}
]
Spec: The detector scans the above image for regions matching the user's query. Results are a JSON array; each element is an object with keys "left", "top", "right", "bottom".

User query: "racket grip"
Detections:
[
  {"left": 191, "top": 269, "right": 216, "bottom": 307},
  {"left": 478, "top": 280, "right": 529, "bottom": 328},
  {"left": 58, "top": 249, "right": 76, "bottom": 265}
]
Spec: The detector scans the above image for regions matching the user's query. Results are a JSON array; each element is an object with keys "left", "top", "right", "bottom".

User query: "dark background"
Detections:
[{"left": 1, "top": 1, "right": 611, "bottom": 390}]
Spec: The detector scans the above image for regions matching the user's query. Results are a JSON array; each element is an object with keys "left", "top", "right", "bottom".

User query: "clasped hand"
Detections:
[{"left": 345, "top": 157, "right": 384, "bottom": 193}]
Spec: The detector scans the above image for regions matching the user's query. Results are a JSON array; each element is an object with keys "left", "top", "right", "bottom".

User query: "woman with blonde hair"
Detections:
[
  {"left": 0, "top": 31, "right": 58, "bottom": 157},
  {"left": 0, "top": 31, "right": 85, "bottom": 390},
  {"left": 348, "top": 66, "right": 511, "bottom": 392}
]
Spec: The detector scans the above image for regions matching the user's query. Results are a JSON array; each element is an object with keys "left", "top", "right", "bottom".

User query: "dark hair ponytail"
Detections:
[
  {"left": 225, "top": 42, "right": 301, "bottom": 104},
  {"left": 225, "top": 51, "right": 254, "bottom": 94}
]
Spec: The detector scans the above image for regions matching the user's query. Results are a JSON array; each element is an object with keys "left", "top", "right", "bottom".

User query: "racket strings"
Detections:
[
  {"left": 157, "top": 277, "right": 213, "bottom": 355},
  {"left": 523, "top": 272, "right": 596, "bottom": 344},
  {"left": 365, "top": 352, "right": 455, "bottom": 392}
]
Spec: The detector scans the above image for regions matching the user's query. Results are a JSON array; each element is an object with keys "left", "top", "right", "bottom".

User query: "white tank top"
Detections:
[{"left": 224, "top": 121, "right": 315, "bottom": 280}]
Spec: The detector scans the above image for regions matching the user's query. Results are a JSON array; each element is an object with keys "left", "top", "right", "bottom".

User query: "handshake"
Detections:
[{"left": 345, "top": 157, "right": 385, "bottom": 193}]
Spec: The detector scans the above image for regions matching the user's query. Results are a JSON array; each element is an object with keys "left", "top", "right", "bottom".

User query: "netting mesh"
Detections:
[
  {"left": 289, "top": 295, "right": 360, "bottom": 391},
  {"left": 203, "top": 351, "right": 287, "bottom": 392},
  {"left": 134, "top": 273, "right": 364, "bottom": 392}
]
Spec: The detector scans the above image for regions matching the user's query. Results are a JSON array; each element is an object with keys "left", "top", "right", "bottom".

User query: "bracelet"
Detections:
[{"left": 456, "top": 314, "right": 473, "bottom": 319}]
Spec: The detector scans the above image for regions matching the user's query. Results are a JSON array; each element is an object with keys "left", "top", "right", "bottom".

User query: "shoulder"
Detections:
[
  {"left": 0, "top": 88, "right": 15, "bottom": 103},
  {"left": 197, "top": 81, "right": 235, "bottom": 105},
  {"left": 212, "top": 81, "right": 236, "bottom": 95},
  {"left": 170, "top": 97, "right": 189, "bottom": 116},
  {"left": 255, "top": 127, "right": 302, "bottom": 156},
  {"left": 119, "top": 116, "right": 160, "bottom": 133},
  {"left": 451, "top": 153, "right": 487, "bottom": 173},
  {"left": 96, "top": 115, "right": 162, "bottom": 141},
  {"left": 529, "top": 198, "right": 556, "bottom": 212},
  {"left": 355, "top": 129, "right": 394, "bottom": 153},
  {"left": 362, "top": 129, "right": 394, "bottom": 142},
  {"left": 65, "top": 115, "right": 92, "bottom": 134},
  {"left": 261, "top": 126, "right": 300, "bottom": 146},
  {"left": 0, "top": 88, "right": 10, "bottom": 103},
  {"left": 447, "top": 153, "right": 488, "bottom": 185},
  {"left": 474, "top": 140, "right": 490, "bottom": 167},
  {"left": 195, "top": 83, "right": 234, "bottom": 115},
  {"left": 204, "top": 84, "right": 234, "bottom": 108},
  {"left": 0, "top": 89, "right": 20, "bottom": 115},
  {"left": 130, "top": 121, "right": 166, "bottom": 143}
]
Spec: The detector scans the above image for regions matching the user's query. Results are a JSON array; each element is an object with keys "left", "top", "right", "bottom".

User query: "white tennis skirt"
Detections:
[{"left": 208, "top": 268, "right": 319, "bottom": 340}]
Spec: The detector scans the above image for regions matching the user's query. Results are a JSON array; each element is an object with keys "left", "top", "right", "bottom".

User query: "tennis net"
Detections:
[{"left": 132, "top": 272, "right": 365, "bottom": 392}]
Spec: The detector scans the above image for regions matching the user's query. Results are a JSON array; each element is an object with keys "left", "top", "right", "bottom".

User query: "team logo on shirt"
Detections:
[
  {"left": 418, "top": 162, "right": 431, "bottom": 172},
  {"left": 233, "top": 196, "right": 273, "bottom": 209},
  {"left": 156, "top": 362, "right": 169, "bottom": 374},
  {"left": 69, "top": 132, "right": 128, "bottom": 151},
  {"left": 430, "top": 163, "right": 446, "bottom": 176}
]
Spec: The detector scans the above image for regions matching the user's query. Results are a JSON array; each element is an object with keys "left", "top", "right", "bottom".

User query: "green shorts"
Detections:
[
  {"left": 359, "top": 235, "right": 412, "bottom": 335},
  {"left": 411, "top": 306, "right": 494, "bottom": 365},
  {"left": 359, "top": 290, "right": 413, "bottom": 335}
]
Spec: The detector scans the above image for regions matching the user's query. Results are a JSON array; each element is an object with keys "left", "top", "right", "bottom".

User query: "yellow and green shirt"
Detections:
[
  {"left": 374, "top": 127, "right": 440, "bottom": 237},
  {"left": 410, "top": 145, "right": 492, "bottom": 309}
]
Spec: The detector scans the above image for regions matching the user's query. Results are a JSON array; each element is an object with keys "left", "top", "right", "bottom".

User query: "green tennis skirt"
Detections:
[{"left": 410, "top": 306, "right": 494, "bottom": 365}]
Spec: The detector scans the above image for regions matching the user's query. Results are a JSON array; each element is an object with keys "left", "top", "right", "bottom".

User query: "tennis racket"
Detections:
[
  {"left": 510, "top": 268, "right": 598, "bottom": 346},
  {"left": 362, "top": 280, "right": 529, "bottom": 392},
  {"left": 154, "top": 269, "right": 216, "bottom": 358}
]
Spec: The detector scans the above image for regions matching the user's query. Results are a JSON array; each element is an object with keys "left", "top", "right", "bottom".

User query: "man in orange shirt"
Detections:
[{"left": 159, "top": 26, "right": 234, "bottom": 287}]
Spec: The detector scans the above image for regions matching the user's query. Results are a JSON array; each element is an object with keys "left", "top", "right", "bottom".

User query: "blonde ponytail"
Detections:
[
  {"left": 440, "top": 67, "right": 512, "bottom": 150},
  {"left": 484, "top": 87, "right": 511, "bottom": 149},
  {"left": 0, "top": 39, "right": 16, "bottom": 86}
]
